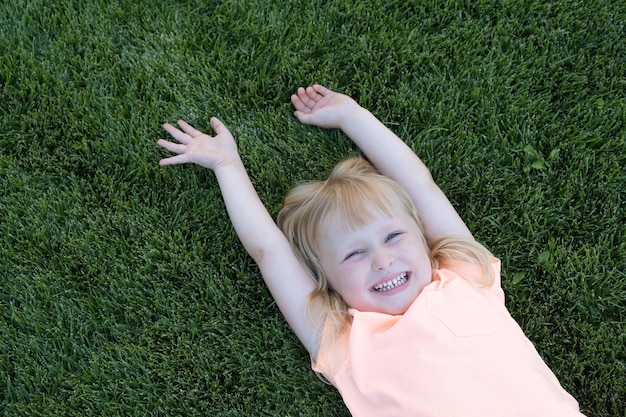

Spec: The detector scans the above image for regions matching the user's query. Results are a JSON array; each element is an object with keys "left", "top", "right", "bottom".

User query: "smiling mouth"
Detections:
[{"left": 373, "top": 272, "right": 408, "bottom": 292}]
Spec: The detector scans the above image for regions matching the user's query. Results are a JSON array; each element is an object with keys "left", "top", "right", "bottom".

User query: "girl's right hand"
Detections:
[
  {"left": 291, "top": 84, "right": 359, "bottom": 129},
  {"left": 157, "top": 117, "right": 239, "bottom": 171}
]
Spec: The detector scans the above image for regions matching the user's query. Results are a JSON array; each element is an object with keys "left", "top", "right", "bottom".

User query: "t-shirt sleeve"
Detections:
[
  {"left": 484, "top": 257, "right": 505, "bottom": 305},
  {"left": 438, "top": 256, "right": 505, "bottom": 305},
  {"left": 311, "top": 317, "right": 350, "bottom": 384}
]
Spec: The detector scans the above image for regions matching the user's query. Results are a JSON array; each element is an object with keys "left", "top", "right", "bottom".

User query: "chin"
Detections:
[{"left": 382, "top": 300, "right": 413, "bottom": 316}]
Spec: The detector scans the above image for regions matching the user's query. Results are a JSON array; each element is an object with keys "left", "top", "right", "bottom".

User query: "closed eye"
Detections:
[
  {"left": 385, "top": 232, "right": 404, "bottom": 243},
  {"left": 343, "top": 249, "right": 364, "bottom": 261}
]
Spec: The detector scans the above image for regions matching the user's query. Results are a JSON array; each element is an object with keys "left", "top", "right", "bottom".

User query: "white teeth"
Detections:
[{"left": 374, "top": 273, "right": 408, "bottom": 292}]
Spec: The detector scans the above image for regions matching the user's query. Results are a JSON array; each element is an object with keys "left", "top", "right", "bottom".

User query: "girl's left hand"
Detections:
[{"left": 157, "top": 117, "right": 238, "bottom": 170}]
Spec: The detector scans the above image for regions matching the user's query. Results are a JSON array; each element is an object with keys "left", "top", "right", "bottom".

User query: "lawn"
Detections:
[{"left": 1, "top": 0, "right": 624, "bottom": 416}]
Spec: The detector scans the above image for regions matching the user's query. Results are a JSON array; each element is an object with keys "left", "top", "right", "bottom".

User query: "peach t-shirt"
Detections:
[{"left": 312, "top": 258, "right": 585, "bottom": 417}]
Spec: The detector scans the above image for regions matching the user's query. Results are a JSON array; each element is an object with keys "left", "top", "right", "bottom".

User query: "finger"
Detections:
[
  {"left": 157, "top": 139, "right": 186, "bottom": 154},
  {"left": 293, "top": 110, "right": 314, "bottom": 125},
  {"left": 177, "top": 120, "right": 204, "bottom": 137},
  {"left": 295, "top": 87, "right": 316, "bottom": 109},
  {"left": 306, "top": 86, "right": 321, "bottom": 101},
  {"left": 296, "top": 86, "right": 307, "bottom": 99},
  {"left": 159, "top": 154, "right": 189, "bottom": 166},
  {"left": 312, "top": 84, "right": 331, "bottom": 96},
  {"left": 163, "top": 123, "right": 190, "bottom": 144},
  {"left": 210, "top": 117, "right": 230, "bottom": 136},
  {"left": 291, "top": 94, "right": 310, "bottom": 113}
]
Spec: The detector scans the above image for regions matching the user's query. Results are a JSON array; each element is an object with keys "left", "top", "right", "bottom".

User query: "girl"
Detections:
[{"left": 157, "top": 84, "right": 585, "bottom": 416}]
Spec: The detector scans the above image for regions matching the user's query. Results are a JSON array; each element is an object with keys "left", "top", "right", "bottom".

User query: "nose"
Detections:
[{"left": 372, "top": 248, "right": 395, "bottom": 271}]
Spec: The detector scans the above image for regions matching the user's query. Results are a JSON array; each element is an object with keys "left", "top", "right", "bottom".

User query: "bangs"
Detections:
[{"left": 315, "top": 174, "right": 416, "bottom": 236}]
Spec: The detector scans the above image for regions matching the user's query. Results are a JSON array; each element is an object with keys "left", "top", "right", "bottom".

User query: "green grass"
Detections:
[{"left": 1, "top": 0, "right": 624, "bottom": 415}]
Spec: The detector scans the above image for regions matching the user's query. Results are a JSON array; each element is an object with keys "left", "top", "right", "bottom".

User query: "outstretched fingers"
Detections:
[
  {"left": 157, "top": 138, "right": 186, "bottom": 155},
  {"left": 159, "top": 153, "right": 188, "bottom": 166},
  {"left": 162, "top": 122, "right": 190, "bottom": 144},
  {"left": 158, "top": 118, "right": 235, "bottom": 169},
  {"left": 176, "top": 119, "right": 205, "bottom": 138},
  {"left": 159, "top": 120, "right": 197, "bottom": 166},
  {"left": 157, "top": 137, "right": 188, "bottom": 166}
]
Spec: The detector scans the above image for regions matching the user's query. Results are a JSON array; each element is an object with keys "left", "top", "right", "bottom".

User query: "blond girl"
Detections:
[{"left": 157, "top": 84, "right": 585, "bottom": 416}]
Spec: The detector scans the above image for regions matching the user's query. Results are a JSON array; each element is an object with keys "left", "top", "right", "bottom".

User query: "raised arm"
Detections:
[
  {"left": 292, "top": 85, "right": 473, "bottom": 242},
  {"left": 158, "top": 118, "right": 321, "bottom": 356}
]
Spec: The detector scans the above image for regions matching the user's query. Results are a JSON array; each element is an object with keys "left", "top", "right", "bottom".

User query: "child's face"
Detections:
[{"left": 318, "top": 208, "right": 432, "bottom": 315}]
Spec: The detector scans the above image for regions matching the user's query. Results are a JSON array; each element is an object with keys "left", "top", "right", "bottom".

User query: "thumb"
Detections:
[
  {"left": 294, "top": 111, "right": 315, "bottom": 126},
  {"left": 211, "top": 117, "right": 229, "bottom": 135}
]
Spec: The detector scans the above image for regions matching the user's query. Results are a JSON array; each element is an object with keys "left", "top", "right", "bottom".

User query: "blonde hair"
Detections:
[{"left": 277, "top": 157, "right": 493, "bottom": 336}]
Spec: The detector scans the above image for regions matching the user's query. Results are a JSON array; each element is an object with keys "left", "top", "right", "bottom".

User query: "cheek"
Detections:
[
  {"left": 410, "top": 236, "right": 430, "bottom": 257},
  {"left": 325, "top": 268, "right": 345, "bottom": 292},
  {"left": 328, "top": 265, "right": 362, "bottom": 293}
]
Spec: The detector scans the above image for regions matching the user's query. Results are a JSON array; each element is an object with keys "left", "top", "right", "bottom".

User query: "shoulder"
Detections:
[
  {"left": 436, "top": 256, "right": 501, "bottom": 288},
  {"left": 311, "top": 314, "right": 352, "bottom": 381},
  {"left": 432, "top": 257, "right": 505, "bottom": 308}
]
